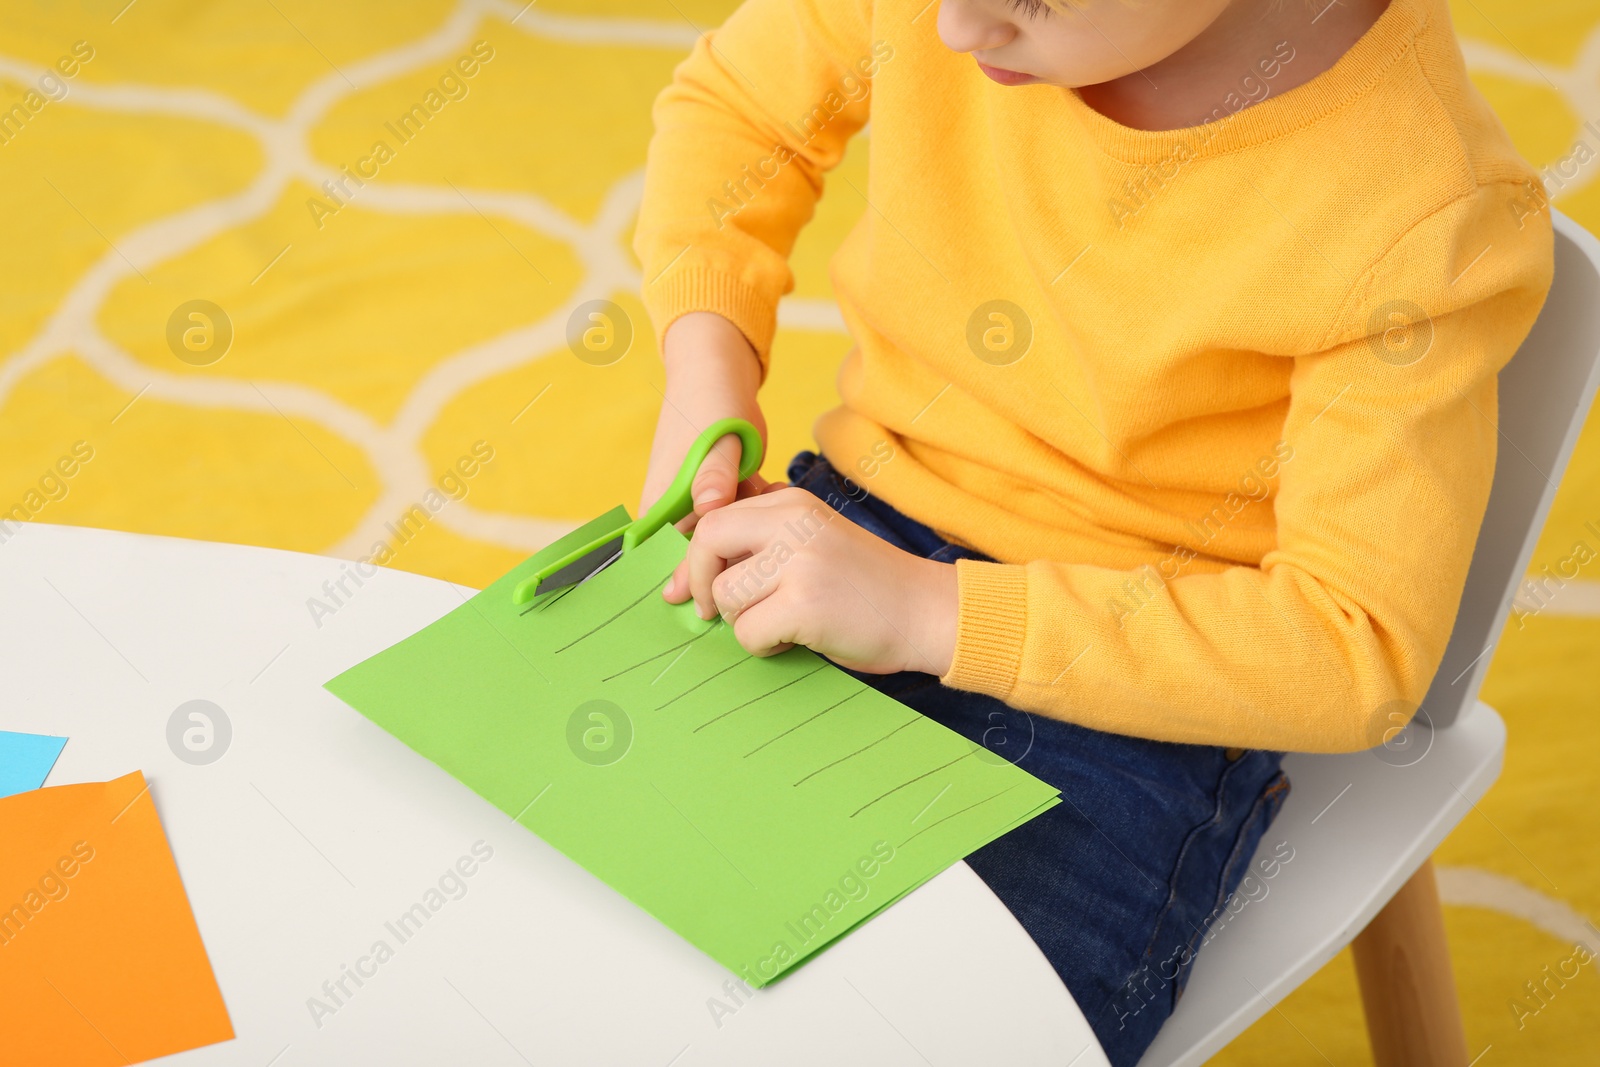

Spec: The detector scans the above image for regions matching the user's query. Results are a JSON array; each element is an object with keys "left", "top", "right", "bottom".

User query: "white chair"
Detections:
[{"left": 1138, "top": 209, "right": 1600, "bottom": 1067}]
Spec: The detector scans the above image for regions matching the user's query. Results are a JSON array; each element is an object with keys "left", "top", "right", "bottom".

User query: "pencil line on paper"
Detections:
[
  {"left": 519, "top": 583, "right": 576, "bottom": 616},
  {"left": 694, "top": 663, "right": 828, "bottom": 733},
  {"left": 602, "top": 624, "right": 718, "bottom": 681},
  {"left": 553, "top": 566, "right": 676, "bottom": 653},
  {"left": 793, "top": 715, "right": 923, "bottom": 786},
  {"left": 657, "top": 656, "right": 750, "bottom": 710},
  {"left": 850, "top": 749, "right": 978, "bottom": 817},
  {"left": 899, "top": 785, "right": 1020, "bottom": 848},
  {"left": 745, "top": 689, "right": 867, "bottom": 756}
]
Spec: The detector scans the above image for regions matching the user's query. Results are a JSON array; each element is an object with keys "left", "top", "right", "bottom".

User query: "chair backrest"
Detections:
[{"left": 1425, "top": 209, "right": 1600, "bottom": 727}]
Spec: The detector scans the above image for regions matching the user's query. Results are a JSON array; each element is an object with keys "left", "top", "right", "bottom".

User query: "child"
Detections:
[{"left": 632, "top": 0, "right": 1553, "bottom": 1059}]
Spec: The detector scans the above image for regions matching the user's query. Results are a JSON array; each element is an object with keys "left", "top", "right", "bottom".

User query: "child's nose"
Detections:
[{"left": 935, "top": 0, "right": 1019, "bottom": 56}]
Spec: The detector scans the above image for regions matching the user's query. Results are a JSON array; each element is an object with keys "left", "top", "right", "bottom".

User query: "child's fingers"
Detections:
[
  {"left": 734, "top": 470, "right": 774, "bottom": 499},
  {"left": 683, "top": 504, "right": 778, "bottom": 620},
  {"left": 662, "top": 558, "right": 691, "bottom": 603},
  {"left": 711, "top": 549, "right": 784, "bottom": 622},
  {"left": 727, "top": 591, "right": 797, "bottom": 658},
  {"left": 689, "top": 433, "right": 747, "bottom": 516},
  {"left": 676, "top": 441, "right": 772, "bottom": 536}
]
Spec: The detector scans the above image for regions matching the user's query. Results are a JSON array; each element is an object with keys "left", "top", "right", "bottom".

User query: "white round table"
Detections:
[{"left": 0, "top": 522, "right": 1106, "bottom": 1067}]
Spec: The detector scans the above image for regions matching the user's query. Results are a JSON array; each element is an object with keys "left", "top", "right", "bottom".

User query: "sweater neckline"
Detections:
[{"left": 1049, "top": 0, "right": 1427, "bottom": 164}]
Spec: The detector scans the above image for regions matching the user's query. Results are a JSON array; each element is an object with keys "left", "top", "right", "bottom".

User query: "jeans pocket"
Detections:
[
  {"left": 786, "top": 450, "right": 826, "bottom": 493},
  {"left": 1172, "top": 767, "right": 1291, "bottom": 1005}
]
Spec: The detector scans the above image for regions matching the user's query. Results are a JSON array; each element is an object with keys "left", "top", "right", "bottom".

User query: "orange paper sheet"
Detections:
[{"left": 0, "top": 771, "right": 234, "bottom": 1065}]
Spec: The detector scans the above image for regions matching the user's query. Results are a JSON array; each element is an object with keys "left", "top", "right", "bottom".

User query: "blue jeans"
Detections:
[{"left": 787, "top": 450, "right": 1291, "bottom": 1066}]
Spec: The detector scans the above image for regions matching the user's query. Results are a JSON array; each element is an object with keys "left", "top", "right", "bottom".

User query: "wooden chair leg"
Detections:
[{"left": 1351, "top": 858, "right": 1471, "bottom": 1067}]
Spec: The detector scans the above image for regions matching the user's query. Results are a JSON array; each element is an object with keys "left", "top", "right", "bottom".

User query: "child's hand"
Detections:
[
  {"left": 662, "top": 487, "right": 958, "bottom": 677},
  {"left": 641, "top": 312, "right": 777, "bottom": 532}
]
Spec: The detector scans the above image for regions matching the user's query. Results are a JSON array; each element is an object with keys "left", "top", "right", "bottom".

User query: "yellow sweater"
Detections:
[{"left": 633, "top": 0, "right": 1555, "bottom": 752}]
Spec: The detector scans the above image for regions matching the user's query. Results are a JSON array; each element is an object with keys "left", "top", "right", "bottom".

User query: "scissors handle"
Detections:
[{"left": 626, "top": 418, "right": 764, "bottom": 551}]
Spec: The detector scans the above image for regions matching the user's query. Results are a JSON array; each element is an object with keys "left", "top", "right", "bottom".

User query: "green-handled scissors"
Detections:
[{"left": 510, "top": 417, "right": 764, "bottom": 605}]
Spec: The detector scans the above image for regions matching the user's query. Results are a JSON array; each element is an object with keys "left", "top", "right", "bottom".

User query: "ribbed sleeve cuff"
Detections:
[
  {"left": 941, "top": 559, "right": 1028, "bottom": 700},
  {"left": 642, "top": 266, "right": 779, "bottom": 380}
]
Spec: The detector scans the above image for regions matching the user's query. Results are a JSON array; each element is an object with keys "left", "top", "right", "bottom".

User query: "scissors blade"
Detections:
[{"left": 527, "top": 536, "right": 623, "bottom": 599}]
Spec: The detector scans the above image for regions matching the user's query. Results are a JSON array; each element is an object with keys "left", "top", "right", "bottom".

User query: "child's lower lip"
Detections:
[{"left": 976, "top": 60, "right": 1037, "bottom": 86}]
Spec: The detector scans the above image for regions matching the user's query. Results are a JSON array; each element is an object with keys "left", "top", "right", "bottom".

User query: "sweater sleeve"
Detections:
[
  {"left": 632, "top": 0, "right": 877, "bottom": 375},
  {"left": 940, "top": 181, "right": 1556, "bottom": 754}
]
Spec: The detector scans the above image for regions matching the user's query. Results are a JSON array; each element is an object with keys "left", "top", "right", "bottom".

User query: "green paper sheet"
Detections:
[{"left": 325, "top": 515, "right": 1059, "bottom": 987}]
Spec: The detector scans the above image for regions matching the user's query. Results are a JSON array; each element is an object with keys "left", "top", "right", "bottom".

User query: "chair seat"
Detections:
[{"left": 1138, "top": 700, "right": 1506, "bottom": 1067}]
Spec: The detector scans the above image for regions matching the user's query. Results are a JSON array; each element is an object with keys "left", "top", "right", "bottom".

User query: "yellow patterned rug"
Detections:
[{"left": 1, "top": 1, "right": 1596, "bottom": 1061}]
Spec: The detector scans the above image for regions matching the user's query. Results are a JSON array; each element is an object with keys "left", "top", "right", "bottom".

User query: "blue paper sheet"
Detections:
[{"left": 0, "top": 730, "right": 68, "bottom": 798}]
